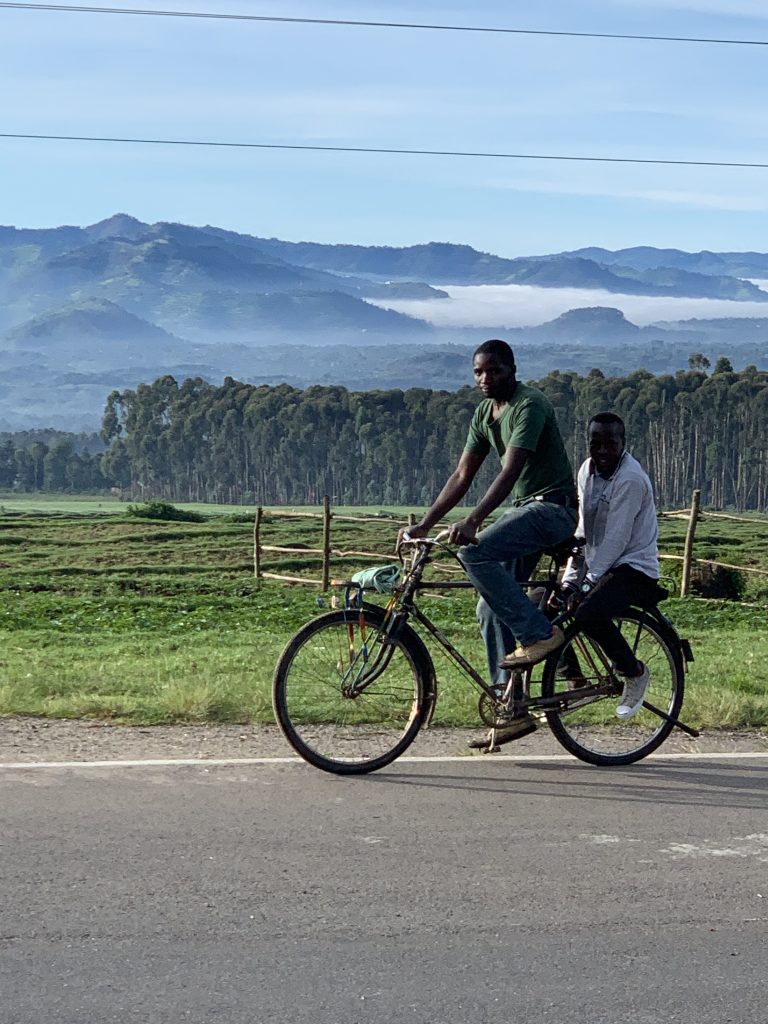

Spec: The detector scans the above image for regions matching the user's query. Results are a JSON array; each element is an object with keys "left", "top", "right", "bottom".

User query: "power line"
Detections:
[
  {"left": 2, "top": 132, "right": 768, "bottom": 169},
  {"left": 2, "top": 2, "right": 768, "bottom": 48}
]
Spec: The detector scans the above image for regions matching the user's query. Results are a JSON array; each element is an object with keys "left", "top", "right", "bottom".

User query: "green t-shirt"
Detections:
[{"left": 464, "top": 382, "right": 575, "bottom": 504}]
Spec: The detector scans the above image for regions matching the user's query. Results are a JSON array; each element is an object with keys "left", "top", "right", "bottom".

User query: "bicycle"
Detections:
[{"left": 272, "top": 532, "right": 697, "bottom": 774}]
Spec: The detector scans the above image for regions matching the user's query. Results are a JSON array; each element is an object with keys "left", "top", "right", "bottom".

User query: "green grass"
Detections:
[
  {"left": 0, "top": 494, "right": 420, "bottom": 517},
  {"left": 1, "top": 503, "right": 768, "bottom": 729}
]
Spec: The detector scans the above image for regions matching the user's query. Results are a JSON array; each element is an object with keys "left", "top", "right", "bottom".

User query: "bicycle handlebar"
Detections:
[{"left": 400, "top": 528, "right": 451, "bottom": 547}]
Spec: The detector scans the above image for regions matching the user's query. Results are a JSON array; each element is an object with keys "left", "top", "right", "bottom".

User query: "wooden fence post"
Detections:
[
  {"left": 408, "top": 513, "right": 416, "bottom": 527},
  {"left": 253, "top": 506, "right": 262, "bottom": 581},
  {"left": 680, "top": 489, "right": 701, "bottom": 597},
  {"left": 321, "top": 496, "right": 332, "bottom": 591}
]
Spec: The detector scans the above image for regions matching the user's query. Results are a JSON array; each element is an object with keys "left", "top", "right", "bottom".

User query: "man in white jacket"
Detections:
[{"left": 561, "top": 412, "right": 661, "bottom": 719}]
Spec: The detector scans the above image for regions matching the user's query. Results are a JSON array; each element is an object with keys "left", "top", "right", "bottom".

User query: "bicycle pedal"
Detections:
[
  {"left": 467, "top": 718, "right": 538, "bottom": 752},
  {"left": 494, "top": 721, "right": 538, "bottom": 746}
]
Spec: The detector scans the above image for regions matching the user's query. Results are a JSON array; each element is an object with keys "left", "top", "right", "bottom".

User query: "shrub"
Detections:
[
  {"left": 689, "top": 563, "right": 746, "bottom": 601},
  {"left": 126, "top": 501, "right": 204, "bottom": 523}
]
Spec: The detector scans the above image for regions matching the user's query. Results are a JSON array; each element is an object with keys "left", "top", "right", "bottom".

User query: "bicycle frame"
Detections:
[
  {"left": 272, "top": 534, "right": 699, "bottom": 774},
  {"left": 347, "top": 537, "right": 564, "bottom": 708},
  {"left": 343, "top": 535, "right": 695, "bottom": 733}
]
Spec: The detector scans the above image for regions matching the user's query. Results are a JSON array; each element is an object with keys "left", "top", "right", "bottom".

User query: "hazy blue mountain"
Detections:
[
  {"left": 9, "top": 234, "right": 443, "bottom": 302},
  {"left": 518, "top": 306, "right": 641, "bottom": 345},
  {"left": 601, "top": 263, "right": 765, "bottom": 300},
  {"left": 0, "top": 223, "right": 86, "bottom": 254},
  {"left": 4, "top": 299, "right": 767, "bottom": 430},
  {"left": 3, "top": 298, "right": 187, "bottom": 356},
  {"left": 0, "top": 220, "right": 447, "bottom": 336},
  {"left": 199, "top": 229, "right": 768, "bottom": 299},
  {"left": 563, "top": 246, "right": 768, "bottom": 280},
  {"left": 0, "top": 293, "right": 430, "bottom": 428},
  {"left": 4, "top": 216, "right": 768, "bottom": 351},
  {"left": 147, "top": 289, "right": 433, "bottom": 343},
  {"left": 3, "top": 213, "right": 768, "bottom": 429},
  {"left": 82, "top": 213, "right": 150, "bottom": 241},
  {"left": 651, "top": 315, "right": 768, "bottom": 341},
  {"left": 497, "top": 258, "right": 766, "bottom": 300},
  {"left": 202, "top": 232, "right": 514, "bottom": 282}
]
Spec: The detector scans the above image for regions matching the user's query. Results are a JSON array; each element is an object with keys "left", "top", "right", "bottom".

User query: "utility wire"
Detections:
[
  {"left": 2, "top": 2, "right": 768, "bottom": 48},
  {"left": 2, "top": 132, "right": 768, "bottom": 169}
]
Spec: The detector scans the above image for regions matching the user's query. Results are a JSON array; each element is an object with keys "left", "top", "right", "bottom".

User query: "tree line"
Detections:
[
  {"left": 4, "top": 360, "right": 768, "bottom": 510},
  {"left": 0, "top": 431, "right": 107, "bottom": 494}
]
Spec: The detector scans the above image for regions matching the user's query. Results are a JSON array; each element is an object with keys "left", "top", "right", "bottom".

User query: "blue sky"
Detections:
[{"left": 3, "top": 0, "right": 768, "bottom": 256}]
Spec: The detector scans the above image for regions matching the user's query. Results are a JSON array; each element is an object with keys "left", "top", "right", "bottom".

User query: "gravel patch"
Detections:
[{"left": 1, "top": 716, "right": 767, "bottom": 763}]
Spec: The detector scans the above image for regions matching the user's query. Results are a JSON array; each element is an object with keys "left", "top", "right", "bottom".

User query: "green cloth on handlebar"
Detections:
[{"left": 350, "top": 564, "right": 402, "bottom": 594}]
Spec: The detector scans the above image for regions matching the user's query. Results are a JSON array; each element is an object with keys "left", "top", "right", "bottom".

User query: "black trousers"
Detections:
[{"left": 571, "top": 564, "right": 660, "bottom": 676}]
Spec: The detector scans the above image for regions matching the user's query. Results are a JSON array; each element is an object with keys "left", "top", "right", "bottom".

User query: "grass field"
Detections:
[{"left": 1, "top": 497, "right": 767, "bottom": 730}]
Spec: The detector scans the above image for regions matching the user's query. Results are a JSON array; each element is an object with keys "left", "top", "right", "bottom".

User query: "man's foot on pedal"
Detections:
[
  {"left": 467, "top": 714, "right": 538, "bottom": 750},
  {"left": 499, "top": 626, "right": 565, "bottom": 668},
  {"left": 616, "top": 662, "right": 650, "bottom": 719}
]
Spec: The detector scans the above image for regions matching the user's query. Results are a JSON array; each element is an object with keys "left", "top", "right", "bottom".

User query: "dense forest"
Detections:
[{"left": 4, "top": 361, "right": 768, "bottom": 510}]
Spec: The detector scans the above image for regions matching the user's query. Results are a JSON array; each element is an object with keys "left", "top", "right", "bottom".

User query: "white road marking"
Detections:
[
  {"left": 578, "top": 832, "right": 768, "bottom": 862},
  {"left": 661, "top": 835, "right": 768, "bottom": 861},
  {"left": 0, "top": 751, "right": 767, "bottom": 770}
]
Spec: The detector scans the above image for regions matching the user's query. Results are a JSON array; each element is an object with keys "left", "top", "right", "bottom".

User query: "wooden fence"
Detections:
[
  {"left": 253, "top": 498, "right": 418, "bottom": 588},
  {"left": 252, "top": 492, "right": 768, "bottom": 592}
]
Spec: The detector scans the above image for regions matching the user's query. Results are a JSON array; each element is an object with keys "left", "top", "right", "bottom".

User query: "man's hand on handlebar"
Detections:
[
  {"left": 396, "top": 518, "right": 480, "bottom": 552},
  {"left": 446, "top": 518, "right": 479, "bottom": 546},
  {"left": 396, "top": 522, "right": 428, "bottom": 554}
]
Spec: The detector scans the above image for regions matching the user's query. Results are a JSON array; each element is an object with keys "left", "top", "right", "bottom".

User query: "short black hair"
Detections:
[
  {"left": 588, "top": 412, "right": 625, "bottom": 439},
  {"left": 473, "top": 338, "right": 516, "bottom": 371}
]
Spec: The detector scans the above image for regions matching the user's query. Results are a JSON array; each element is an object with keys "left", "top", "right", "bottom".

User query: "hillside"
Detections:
[
  {"left": 3, "top": 214, "right": 768, "bottom": 429},
  {"left": 202, "top": 229, "right": 768, "bottom": 298},
  {"left": 4, "top": 298, "right": 185, "bottom": 353},
  {"left": 4, "top": 299, "right": 768, "bottom": 430},
  {"left": 565, "top": 246, "right": 768, "bottom": 280}
]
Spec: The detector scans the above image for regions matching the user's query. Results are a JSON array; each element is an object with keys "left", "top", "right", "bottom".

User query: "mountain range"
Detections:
[{"left": 2, "top": 213, "right": 768, "bottom": 429}]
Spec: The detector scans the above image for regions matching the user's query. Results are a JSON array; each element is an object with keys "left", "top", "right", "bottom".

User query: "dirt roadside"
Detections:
[{"left": 1, "top": 716, "right": 767, "bottom": 763}]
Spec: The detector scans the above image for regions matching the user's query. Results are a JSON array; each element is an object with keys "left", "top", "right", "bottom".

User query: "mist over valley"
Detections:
[{"left": 2, "top": 213, "right": 768, "bottom": 430}]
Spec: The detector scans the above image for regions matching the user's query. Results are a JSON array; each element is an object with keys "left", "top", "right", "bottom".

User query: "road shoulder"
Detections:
[{"left": 1, "top": 716, "right": 767, "bottom": 763}]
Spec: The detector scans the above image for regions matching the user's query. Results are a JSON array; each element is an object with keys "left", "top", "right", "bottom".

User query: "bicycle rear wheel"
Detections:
[
  {"left": 272, "top": 605, "right": 434, "bottom": 774},
  {"left": 541, "top": 609, "right": 684, "bottom": 766}
]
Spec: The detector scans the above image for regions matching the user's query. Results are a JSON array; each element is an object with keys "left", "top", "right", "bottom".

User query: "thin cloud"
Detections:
[
  {"left": 613, "top": 0, "right": 768, "bottom": 18},
  {"left": 483, "top": 176, "right": 768, "bottom": 212}
]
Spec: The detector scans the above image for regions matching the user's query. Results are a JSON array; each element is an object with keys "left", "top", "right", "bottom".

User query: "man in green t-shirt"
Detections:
[{"left": 399, "top": 339, "right": 577, "bottom": 746}]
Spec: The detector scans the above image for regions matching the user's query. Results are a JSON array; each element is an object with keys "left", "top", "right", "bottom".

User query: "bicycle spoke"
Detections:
[
  {"left": 541, "top": 610, "right": 684, "bottom": 765},
  {"left": 273, "top": 609, "right": 429, "bottom": 773}
]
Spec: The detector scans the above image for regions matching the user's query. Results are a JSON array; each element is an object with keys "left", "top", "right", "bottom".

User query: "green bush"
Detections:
[
  {"left": 126, "top": 501, "right": 204, "bottom": 523},
  {"left": 689, "top": 563, "right": 746, "bottom": 601}
]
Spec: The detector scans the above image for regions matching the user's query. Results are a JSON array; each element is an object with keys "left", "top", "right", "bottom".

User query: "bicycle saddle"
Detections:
[
  {"left": 543, "top": 536, "right": 584, "bottom": 566},
  {"left": 633, "top": 582, "right": 670, "bottom": 607}
]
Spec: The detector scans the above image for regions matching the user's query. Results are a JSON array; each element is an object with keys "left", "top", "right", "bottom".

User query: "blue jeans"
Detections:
[{"left": 458, "top": 502, "right": 577, "bottom": 685}]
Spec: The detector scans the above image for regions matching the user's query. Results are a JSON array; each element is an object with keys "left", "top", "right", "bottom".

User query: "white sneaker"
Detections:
[{"left": 616, "top": 663, "right": 650, "bottom": 720}]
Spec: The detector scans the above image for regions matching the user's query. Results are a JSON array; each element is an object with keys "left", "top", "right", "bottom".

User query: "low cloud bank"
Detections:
[{"left": 371, "top": 284, "right": 768, "bottom": 329}]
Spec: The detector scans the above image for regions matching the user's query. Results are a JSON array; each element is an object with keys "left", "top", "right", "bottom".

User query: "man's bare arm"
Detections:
[
  {"left": 448, "top": 446, "right": 529, "bottom": 544},
  {"left": 397, "top": 450, "right": 485, "bottom": 545}
]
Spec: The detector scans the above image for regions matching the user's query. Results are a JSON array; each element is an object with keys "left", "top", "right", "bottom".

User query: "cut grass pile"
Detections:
[{"left": 1, "top": 499, "right": 767, "bottom": 729}]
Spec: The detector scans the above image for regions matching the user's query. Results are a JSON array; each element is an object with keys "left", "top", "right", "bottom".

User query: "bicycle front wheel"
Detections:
[
  {"left": 541, "top": 609, "right": 684, "bottom": 766},
  {"left": 272, "top": 606, "right": 434, "bottom": 774}
]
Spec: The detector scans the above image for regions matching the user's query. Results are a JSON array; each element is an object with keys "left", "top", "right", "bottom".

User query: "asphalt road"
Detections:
[{"left": 2, "top": 756, "right": 767, "bottom": 1024}]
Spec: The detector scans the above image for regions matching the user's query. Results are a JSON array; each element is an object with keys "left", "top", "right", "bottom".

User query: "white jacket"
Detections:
[{"left": 562, "top": 450, "right": 659, "bottom": 586}]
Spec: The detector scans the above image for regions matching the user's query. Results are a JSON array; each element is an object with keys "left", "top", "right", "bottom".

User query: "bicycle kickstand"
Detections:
[
  {"left": 642, "top": 700, "right": 700, "bottom": 739},
  {"left": 483, "top": 726, "right": 501, "bottom": 753}
]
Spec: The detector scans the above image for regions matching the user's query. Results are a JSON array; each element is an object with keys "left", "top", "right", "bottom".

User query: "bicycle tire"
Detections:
[
  {"left": 272, "top": 605, "right": 435, "bottom": 774},
  {"left": 541, "top": 608, "right": 685, "bottom": 766}
]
